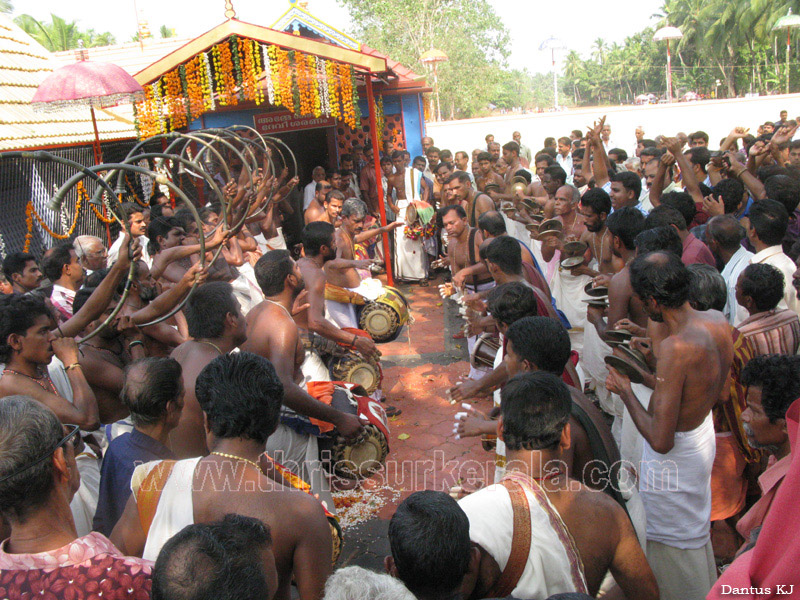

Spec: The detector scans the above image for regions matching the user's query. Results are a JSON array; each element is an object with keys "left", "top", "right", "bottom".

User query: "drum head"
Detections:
[
  {"left": 333, "top": 423, "right": 389, "bottom": 479},
  {"left": 329, "top": 355, "right": 381, "bottom": 394},
  {"left": 405, "top": 203, "right": 418, "bottom": 226}
]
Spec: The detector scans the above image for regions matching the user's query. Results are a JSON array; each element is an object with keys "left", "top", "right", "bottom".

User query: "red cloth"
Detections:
[
  {"left": 708, "top": 398, "right": 800, "bottom": 599},
  {"left": 682, "top": 232, "right": 716, "bottom": 267}
]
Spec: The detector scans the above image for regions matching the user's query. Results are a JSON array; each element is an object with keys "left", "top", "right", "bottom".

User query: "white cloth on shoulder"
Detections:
[
  {"left": 459, "top": 479, "right": 587, "bottom": 599},
  {"left": 136, "top": 456, "right": 201, "bottom": 561},
  {"left": 394, "top": 197, "right": 428, "bottom": 282},
  {"left": 325, "top": 278, "right": 383, "bottom": 330},
  {"left": 640, "top": 412, "right": 715, "bottom": 549}
]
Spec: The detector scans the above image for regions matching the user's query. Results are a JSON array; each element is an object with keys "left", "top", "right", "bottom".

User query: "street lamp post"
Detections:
[
  {"left": 420, "top": 48, "right": 448, "bottom": 122},
  {"left": 772, "top": 9, "right": 800, "bottom": 95},
  {"left": 539, "top": 37, "right": 566, "bottom": 110},
  {"left": 654, "top": 26, "right": 683, "bottom": 102}
]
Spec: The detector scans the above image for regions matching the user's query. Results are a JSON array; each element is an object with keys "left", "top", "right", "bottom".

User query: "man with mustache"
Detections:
[{"left": 736, "top": 354, "right": 800, "bottom": 552}]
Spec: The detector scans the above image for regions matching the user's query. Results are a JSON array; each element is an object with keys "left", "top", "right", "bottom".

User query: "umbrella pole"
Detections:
[
  {"left": 89, "top": 107, "right": 103, "bottom": 165},
  {"left": 89, "top": 106, "right": 111, "bottom": 245}
]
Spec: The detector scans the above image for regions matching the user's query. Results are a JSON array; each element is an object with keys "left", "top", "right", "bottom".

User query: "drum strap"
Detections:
[{"left": 486, "top": 478, "right": 532, "bottom": 599}]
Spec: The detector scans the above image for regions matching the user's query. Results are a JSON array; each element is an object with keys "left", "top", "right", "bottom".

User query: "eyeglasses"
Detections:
[{"left": 0, "top": 424, "right": 80, "bottom": 483}]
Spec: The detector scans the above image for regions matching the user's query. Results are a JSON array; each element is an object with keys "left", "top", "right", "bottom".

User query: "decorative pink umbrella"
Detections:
[{"left": 32, "top": 57, "right": 144, "bottom": 164}]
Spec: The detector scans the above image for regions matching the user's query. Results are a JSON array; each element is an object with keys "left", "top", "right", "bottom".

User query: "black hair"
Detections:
[
  {"left": 764, "top": 174, "right": 800, "bottom": 215},
  {"left": 439, "top": 204, "right": 467, "bottom": 220},
  {"left": 477, "top": 211, "right": 506, "bottom": 237},
  {"left": 502, "top": 141, "right": 520, "bottom": 155},
  {"left": 506, "top": 316, "right": 571, "bottom": 374},
  {"left": 434, "top": 161, "right": 454, "bottom": 174},
  {"left": 571, "top": 148, "right": 585, "bottom": 161},
  {"left": 388, "top": 491, "right": 471, "bottom": 598},
  {"left": 608, "top": 148, "right": 628, "bottom": 162},
  {"left": 661, "top": 191, "right": 697, "bottom": 227},
  {"left": 706, "top": 215, "right": 745, "bottom": 251},
  {"left": 606, "top": 207, "right": 646, "bottom": 251},
  {"left": 748, "top": 200, "right": 789, "bottom": 247},
  {"left": 685, "top": 147, "right": 711, "bottom": 172},
  {"left": 630, "top": 251, "right": 691, "bottom": 309},
  {"left": 610, "top": 170, "right": 642, "bottom": 199},
  {"left": 644, "top": 205, "right": 687, "bottom": 231},
  {"left": 151, "top": 514, "right": 273, "bottom": 600},
  {"left": 484, "top": 236, "right": 522, "bottom": 275},
  {"left": 544, "top": 165, "right": 567, "bottom": 186},
  {"left": 640, "top": 139, "right": 658, "bottom": 149},
  {"left": 580, "top": 188, "right": 611, "bottom": 216},
  {"left": 380, "top": 156, "right": 392, "bottom": 166},
  {"left": 324, "top": 189, "right": 345, "bottom": 204},
  {"left": 147, "top": 216, "right": 183, "bottom": 254},
  {"left": 501, "top": 371, "right": 572, "bottom": 451},
  {"left": 513, "top": 169, "right": 532, "bottom": 184},
  {"left": 149, "top": 191, "right": 168, "bottom": 207},
  {"left": 195, "top": 352, "right": 283, "bottom": 445},
  {"left": 84, "top": 268, "right": 109, "bottom": 288},
  {"left": 122, "top": 357, "right": 183, "bottom": 426},
  {"left": 301, "top": 221, "right": 335, "bottom": 258},
  {"left": 486, "top": 282, "right": 537, "bottom": 326},
  {"left": 172, "top": 208, "right": 195, "bottom": 233},
  {"left": 0, "top": 294, "right": 52, "bottom": 363},
  {"left": 150, "top": 204, "right": 171, "bottom": 222},
  {"left": 634, "top": 226, "right": 683, "bottom": 258},
  {"left": 739, "top": 263, "right": 785, "bottom": 312},
  {"left": 254, "top": 250, "right": 295, "bottom": 297},
  {"left": 2, "top": 252, "right": 37, "bottom": 281},
  {"left": 477, "top": 151, "right": 492, "bottom": 162},
  {"left": 120, "top": 202, "right": 144, "bottom": 222},
  {"left": 184, "top": 281, "right": 239, "bottom": 339},
  {"left": 741, "top": 355, "right": 800, "bottom": 422},
  {"left": 534, "top": 153, "right": 555, "bottom": 167},
  {"left": 72, "top": 286, "right": 96, "bottom": 315},
  {"left": 426, "top": 146, "right": 440, "bottom": 155},
  {"left": 689, "top": 131, "right": 709, "bottom": 144},
  {"left": 640, "top": 146, "right": 663, "bottom": 159},
  {"left": 41, "top": 243, "right": 74, "bottom": 282},
  {"left": 686, "top": 264, "right": 726, "bottom": 311},
  {"left": 712, "top": 179, "right": 746, "bottom": 214}
]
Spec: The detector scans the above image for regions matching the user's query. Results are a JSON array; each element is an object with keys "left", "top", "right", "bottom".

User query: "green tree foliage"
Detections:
[
  {"left": 337, "top": 0, "right": 511, "bottom": 119},
  {"left": 562, "top": 0, "right": 800, "bottom": 105},
  {"left": 14, "top": 13, "right": 115, "bottom": 51}
]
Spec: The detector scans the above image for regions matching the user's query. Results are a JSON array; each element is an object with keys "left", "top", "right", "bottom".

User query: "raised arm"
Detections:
[{"left": 665, "top": 137, "right": 703, "bottom": 206}]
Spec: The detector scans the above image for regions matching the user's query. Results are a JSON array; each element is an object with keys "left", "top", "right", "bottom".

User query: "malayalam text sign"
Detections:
[{"left": 253, "top": 111, "right": 336, "bottom": 134}]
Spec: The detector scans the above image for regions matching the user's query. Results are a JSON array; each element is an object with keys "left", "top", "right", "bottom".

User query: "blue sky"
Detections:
[{"left": 19, "top": 0, "right": 663, "bottom": 74}]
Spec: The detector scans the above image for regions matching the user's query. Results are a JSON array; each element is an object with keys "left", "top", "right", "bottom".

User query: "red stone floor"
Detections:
[{"left": 335, "top": 273, "right": 497, "bottom": 568}]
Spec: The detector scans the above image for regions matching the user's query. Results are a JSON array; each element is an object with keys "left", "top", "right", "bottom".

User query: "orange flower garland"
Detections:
[
  {"left": 133, "top": 36, "right": 365, "bottom": 138},
  {"left": 24, "top": 186, "right": 83, "bottom": 250},
  {"left": 75, "top": 181, "right": 116, "bottom": 224}
]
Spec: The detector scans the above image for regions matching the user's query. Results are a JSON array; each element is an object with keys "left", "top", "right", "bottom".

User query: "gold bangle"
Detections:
[{"left": 65, "top": 363, "right": 82, "bottom": 371}]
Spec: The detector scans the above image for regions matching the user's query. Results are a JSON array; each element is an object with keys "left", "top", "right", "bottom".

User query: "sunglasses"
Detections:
[{"left": 0, "top": 424, "right": 80, "bottom": 483}]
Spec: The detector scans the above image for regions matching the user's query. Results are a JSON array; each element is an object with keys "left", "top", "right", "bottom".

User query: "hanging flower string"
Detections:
[
  {"left": 133, "top": 36, "right": 363, "bottom": 137},
  {"left": 23, "top": 187, "right": 83, "bottom": 250}
]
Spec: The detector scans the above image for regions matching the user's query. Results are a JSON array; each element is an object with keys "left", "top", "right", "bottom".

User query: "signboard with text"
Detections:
[{"left": 253, "top": 111, "right": 336, "bottom": 134}]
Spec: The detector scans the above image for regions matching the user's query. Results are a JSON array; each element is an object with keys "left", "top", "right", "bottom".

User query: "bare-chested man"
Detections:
[
  {"left": 296, "top": 221, "right": 380, "bottom": 360},
  {"left": 76, "top": 262, "right": 203, "bottom": 425},
  {"left": 575, "top": 188, "right": 616, "bottom": 277},
  {"left": 443, "top": 172, "right": 494, "bottom": 228},
  {"left": 242, "top": 250, "right": 365, "bottom": 509},
  {"left": 328, "top": 198, "right": 401, "bottom": 291},
  {"left": 169, "top": 281, "right": 248, "bottom": 458},
  {"left": 304, "top": 180, "right": 332, "bottom": 224},
  {"left": 553, "top": 184, "right": 586, "bottom": 242},
  {"left": 459, "top": 371, "right": 658, "bottom": 600},
  {"left": 110, "top": 351, "right": 333, "bottom": 600},
  {"left": 606, "top": 251, "right": 734, "bottom": 600},
  {"left": 475, "top": 152, "right": 505, "bottom": 193}
]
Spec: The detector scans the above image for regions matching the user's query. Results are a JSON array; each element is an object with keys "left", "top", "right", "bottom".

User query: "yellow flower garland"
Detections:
[{"left": 24, "top": 188, "right": 83, "bottom": 250}]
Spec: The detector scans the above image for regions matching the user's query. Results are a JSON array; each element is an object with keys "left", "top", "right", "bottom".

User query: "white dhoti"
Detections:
[
  {"left": 230, "top": 272, "right": 264, "bottom": 315},
  {"left": 70, "top": 446, "right": 101, "bottom": 537},
  {"left": 492, "top": 335, "right": 507, "bottom": 484},
  {"left": 464, "top": 280, "right": 496, "bottom": 380},
  {"left": 620, "top": 382, "right": 652, "bottom": 470},
  {"left": 394, "top": 200, "right": 428, "bottom": 282},
  {"left": 502, "top": 214, "right": 531, "bottom": 247},
  {"left": 582, "top": 323, "right": 619, "bottom": 421},
  {"left": 459, "top": 474, "right": 588, "bottom": 598},
  {"left": 324, "top": 278, "right": 383, "bottom": 330},
  {"left": 550, "top": 268, "right": 592, "bottom": 357}
]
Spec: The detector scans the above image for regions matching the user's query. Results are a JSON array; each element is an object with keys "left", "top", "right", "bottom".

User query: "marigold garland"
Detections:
[
  {"left": 375, "top": 96, "right": 385, "bottom": 145},
  {"left": 133, "top": 36, "right": 365, "bottom": 138},
  {"left": 24, "top": 187, "right": 83, "bottom": 249},
  {"left": 76, "top": 181, "right": 115, "bottom": 224}
]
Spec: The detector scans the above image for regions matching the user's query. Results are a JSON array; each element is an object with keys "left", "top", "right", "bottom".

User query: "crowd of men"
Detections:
[{"left": 1, "top": 111, "right": 800, "bottom": 600}]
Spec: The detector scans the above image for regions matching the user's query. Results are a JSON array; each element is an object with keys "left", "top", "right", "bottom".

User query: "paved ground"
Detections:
[{"left": 334, "top": 272, "right": 497, "bottom": 571}]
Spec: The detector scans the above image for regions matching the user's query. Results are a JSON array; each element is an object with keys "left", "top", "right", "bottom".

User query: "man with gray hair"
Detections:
[
  {"left": 73, "top": 235, "right": 107, "bottom": 275},
  {"left": 93, "top": 357, "right": 183, "bottom": 536},
  {"left": 327, "top": 198, "right": 401, "bottom": 329},
  {"left": 304, "top": 165, "right": 327, "bottom": 210},
  {"left": 0, "top": 396, "right": 153, "bottom": 596},
  {"left": 324, "top": 566, "right": 414, "bottom": 600}
]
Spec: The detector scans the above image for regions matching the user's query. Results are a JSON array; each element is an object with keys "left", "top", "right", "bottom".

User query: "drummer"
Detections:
[
  {"left": 296, "top": 221, "right": 380, "bottom": 361},
  {"left": 327, "top": 199, "right": 402, "bottom": 329},
  {"left": 242, "top": 250, "right": 366, "bottom": 511}
]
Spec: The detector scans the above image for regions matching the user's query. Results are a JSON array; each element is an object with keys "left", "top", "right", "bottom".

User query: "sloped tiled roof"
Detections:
[
  {"left": 0, "top": 15, "right": 135, "bottom": 151},
  {"left": 53, "top": 36, "right": 194, "bottom": 76}
]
